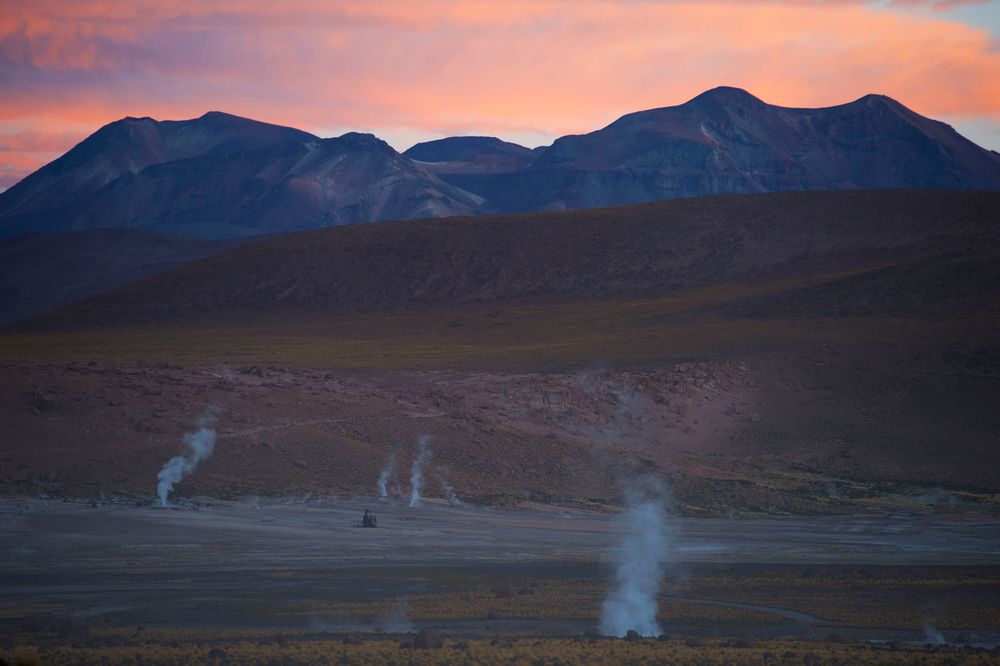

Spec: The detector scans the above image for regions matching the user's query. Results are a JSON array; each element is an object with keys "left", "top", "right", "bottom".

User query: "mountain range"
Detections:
[
  {"left": 445, "top": 88, "right": 1000, "bottom": 212},
  {"left": 1, "top": 87, "right": 999, "bottom": 324},
  {"left": 2, "top": 87, "right": 998, "bottom": 241}
]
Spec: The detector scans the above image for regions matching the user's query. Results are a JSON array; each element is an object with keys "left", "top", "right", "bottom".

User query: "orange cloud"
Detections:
[{"left": 1, "top": 0, "right": 998, "bottom": 187}]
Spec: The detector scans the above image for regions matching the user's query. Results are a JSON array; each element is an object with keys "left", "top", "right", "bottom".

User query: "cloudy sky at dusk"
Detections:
[{"left": 1, "top": 0, "right": 998, "bottom": 191}]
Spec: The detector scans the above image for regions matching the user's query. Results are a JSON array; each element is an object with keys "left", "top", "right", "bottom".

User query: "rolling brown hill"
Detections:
[
  {"left": 0, "top": 229, "right": 254, "bottom": 326},
  {"left": 12, "top": 189, "right": 1000, "bottom": 331},
  {"left": 2, "top": 190, "right": 999, "bottom": 512}
]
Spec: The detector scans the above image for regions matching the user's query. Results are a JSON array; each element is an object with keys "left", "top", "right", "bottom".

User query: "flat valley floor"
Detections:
[{"left": 4, "top": 497, "right": 1000, "bottom": 664}]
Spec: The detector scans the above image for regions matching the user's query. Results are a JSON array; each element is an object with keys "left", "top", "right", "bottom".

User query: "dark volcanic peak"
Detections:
[
  {"left": 404, "top": 136, "right": 540, "bottom": 176},
  {"left": 198, "top": 110, "right": 243, "bottom": 120},
  {"left": 598, "top": 86, "right": 766, "bottom": 134},
  {"left": 405, "top": 136, "right": 536, "bottom": 162},
  {"left": 685, "top": 85, "right": 767, "bottom": 107},
  {"left": 853, "top": 92, "right": 896, "bottom": 105},
  {"left": 327, "top": 132, "right": 395, "bottom": 153}
]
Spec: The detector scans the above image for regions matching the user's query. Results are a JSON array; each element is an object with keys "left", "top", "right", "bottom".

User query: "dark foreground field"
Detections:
[
  {"left": 8, "top": 635, "right": 1000, "bottom": 666},
  {"left": 3, "top": 497, "right": 1000, "bottom": 664}
]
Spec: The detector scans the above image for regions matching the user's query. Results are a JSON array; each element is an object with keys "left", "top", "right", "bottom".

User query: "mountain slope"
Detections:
[
  {"left": 0, "top": 229, "right": 254, "bottom": 325},
  {"left": 12, "top": 189, "right": 999, "bottom": 331},
  {"left": 465, "top": 87, "right": 1000, "bottom": 211}
]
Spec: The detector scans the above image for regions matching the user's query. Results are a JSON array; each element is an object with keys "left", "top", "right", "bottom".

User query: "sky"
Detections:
[{"left": 1, "top": 0, "right": 999, "bottom": 192}]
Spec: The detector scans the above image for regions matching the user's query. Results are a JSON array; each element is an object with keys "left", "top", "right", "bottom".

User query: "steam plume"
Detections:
[
  {"left": 442, "top": 479, "right": 461, "bottom": 506},
  {"left": 155, "top": 407, "right": 220, "bottom": 506},
  {"left": 376, "top": 598, "right": 415, "bottom": 633},
  {"left": 923, "top": 622, "right": 945, "bottom": 645},
  {"left": 377, "top": 452, "right": 396, "bottom": 498},
  {"left": 599, "top": 476, "right": 671, "bottom": 637},
  {"left": 409, "top": 435, "right": 432, "bottom": 507}
]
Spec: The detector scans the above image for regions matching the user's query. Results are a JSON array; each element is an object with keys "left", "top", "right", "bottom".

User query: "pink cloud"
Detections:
[
  {"left": 890, "top": 0, "right": 992, "bottom": 10},
  {"left": 1, "top": 0, "right": 998, "bottom": 185}
]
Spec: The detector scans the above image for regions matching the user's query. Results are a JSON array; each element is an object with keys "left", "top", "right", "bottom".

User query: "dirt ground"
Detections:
[
  {"left": 3, "top": 498, "right": 999, "bottom": 641},
  {"left": 4, "top": 357, "right": 1000, "bottom": 662}
]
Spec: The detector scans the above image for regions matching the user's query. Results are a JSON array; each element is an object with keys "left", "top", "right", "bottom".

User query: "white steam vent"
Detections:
[
  {"left": 599, "top": 476, "right": 672, "bottom": 637},
  {"left": 155, "top": 406, "right": 221, "bottom": 506}
]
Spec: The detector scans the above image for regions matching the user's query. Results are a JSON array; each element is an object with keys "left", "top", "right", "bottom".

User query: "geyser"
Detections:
[
  {"left": 442, "top": 478, "right": 461, "bottom": 506},
  {"left": 377, "top": 452, "right": 396, "bottom": 498},
  {"left": 409, "top": 435, "right": 432, "bottom": 508},
  {"left": 599, "top": 476, "right": 672, "bottom": 637},
  {"left": 155, "top": 406, "right": 220, "bottom": 506}
]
